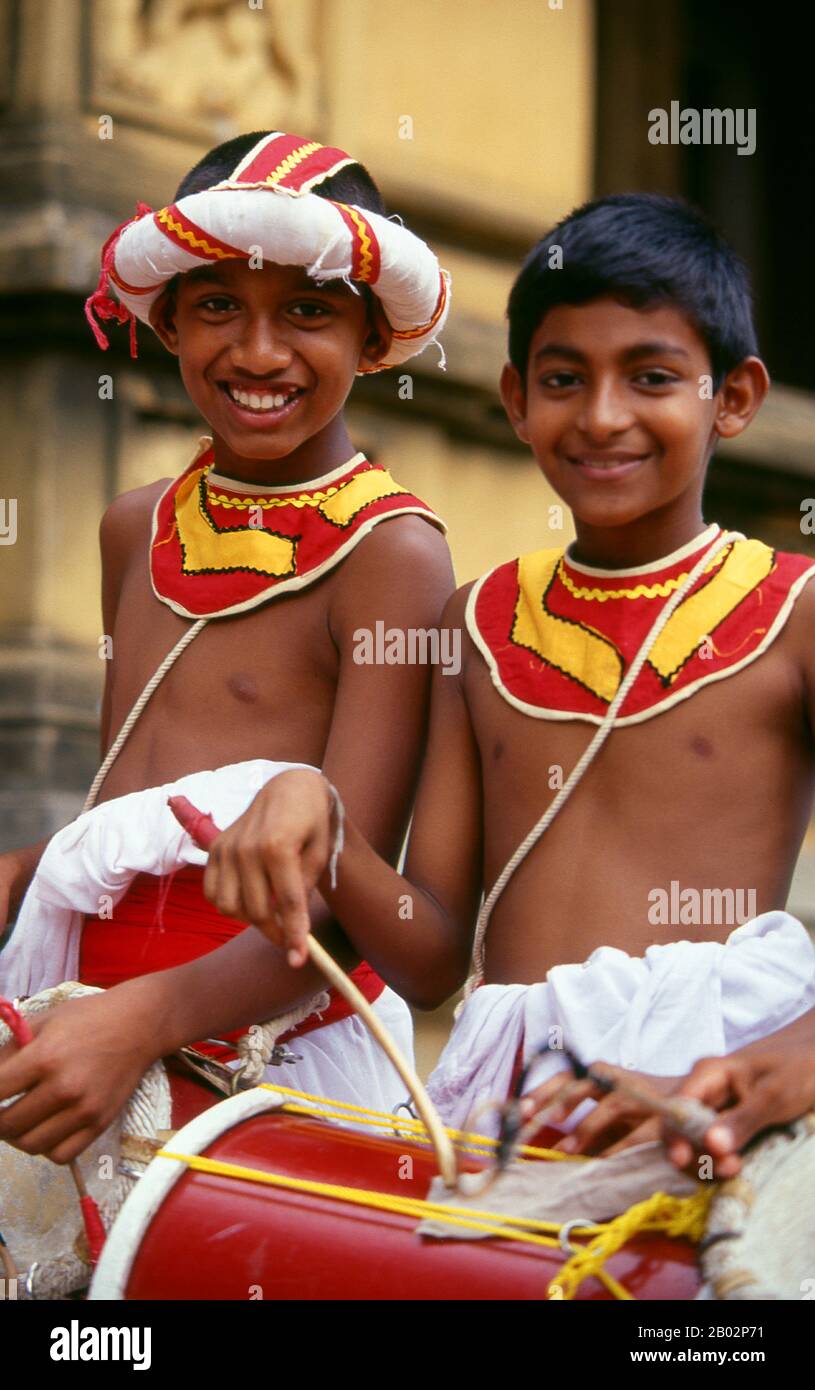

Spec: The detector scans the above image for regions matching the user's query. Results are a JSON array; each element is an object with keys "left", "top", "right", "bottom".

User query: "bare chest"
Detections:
[
  {"left": 465, "top": 632, "right": 811, "bottom": 880},
  {"left": 100, "top": 549, "right": 338, "bottom": 799}
]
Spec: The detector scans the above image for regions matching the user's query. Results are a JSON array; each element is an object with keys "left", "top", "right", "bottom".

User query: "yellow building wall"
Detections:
[{"left": 324, "top": 0, "right": 594, "bottom": 235}]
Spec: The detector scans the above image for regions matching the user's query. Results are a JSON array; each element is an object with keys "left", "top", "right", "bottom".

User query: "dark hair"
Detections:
[
  {"left": 174, "top": 130, "right": 386, "bottom": 214},
  {"left": 507, "top": 193, "right": 759, "bottom": 389}
]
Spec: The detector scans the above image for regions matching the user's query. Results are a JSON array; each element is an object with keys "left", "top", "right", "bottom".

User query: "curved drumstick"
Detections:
[
  {"left": 0, "top": 998, "right": 34, "bottom": 1048},
  {"left": 167, "top": 794, "right": 459, "bottom": 1188}
]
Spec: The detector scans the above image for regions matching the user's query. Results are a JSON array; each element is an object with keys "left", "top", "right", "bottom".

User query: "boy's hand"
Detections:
[
  {"left": 202, "top": 769, "right": 335, "bottom": 967},
  {"left": 520, "top": 1064, "right": 680, "bottom": 1156},
  {"left": 664, "top": 1043, "right": 815, "bottom": 1179},
  {"left": 0, "top": 990, "right": 158, "bottom": 1164}
]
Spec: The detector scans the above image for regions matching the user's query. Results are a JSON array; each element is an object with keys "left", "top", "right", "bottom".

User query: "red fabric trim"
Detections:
[
  {"left": 276, "top": 960, "right": 385, "bottom": 1044},
  {"left": 79, "top": 865, "right": 385, "bottom": 1058},
  {"left": 232, "top": 133, "right": 354, "bottom": 193},
  {"left": 392, "top": 270, "right": 448, "bottom": 339},
  {"left": 84, "top": 201, "right": 153, "bottom": 357},
  {"left": 154, "top": 205, "right": 247, "bottom": 263},
  {"left": 327, "top": 202, "right": 382, "bottom": 284}
]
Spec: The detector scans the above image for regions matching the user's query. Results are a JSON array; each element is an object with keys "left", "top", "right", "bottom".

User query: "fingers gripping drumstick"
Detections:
[
  {"left": 167, "top": 794, "right": 459, "bottom": 1188},
  {"left": 563, "top": 1049, "right": 720, "bottom": 1148}
]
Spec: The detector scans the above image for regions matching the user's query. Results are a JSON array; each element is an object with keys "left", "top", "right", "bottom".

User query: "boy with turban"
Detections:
[{"left": 0, "top": 130, "right": 453, "bottom": 1161}]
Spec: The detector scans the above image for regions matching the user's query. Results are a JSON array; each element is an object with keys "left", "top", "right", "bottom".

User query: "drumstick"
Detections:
[
  {"left": 0, "top": 996, "right": 106, "bottom": 1265},
  {"left": 167, "top": 794, "right": 459, "bottom": 1188},
  {"left": 564, "top": 1049, "right": 719, "bottom": 1148},
  {"left": 493, "top": 1043, "right": 721, "bottom": 1175}
]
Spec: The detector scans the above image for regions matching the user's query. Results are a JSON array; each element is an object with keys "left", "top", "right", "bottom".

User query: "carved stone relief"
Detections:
[{"left": 87, "top": 0, "right": 320, "bottom": 140}]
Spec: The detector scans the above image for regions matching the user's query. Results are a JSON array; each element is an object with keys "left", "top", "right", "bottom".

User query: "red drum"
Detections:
[{"left": 89, "top": 1079, "right": 700, "bottom": 1301}]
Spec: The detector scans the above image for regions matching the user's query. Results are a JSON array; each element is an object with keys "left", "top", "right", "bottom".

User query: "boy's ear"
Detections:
[
  {"left": 713, "top": 356, "right": 770, "bottom": 440},
  {"left": 357, "top": 294, "right": 393, "bottom": 371},
  {"left": 499, "top": 361, "right": 530, "bottom": 444},
  {"left": 148, "top": 286, "right": 181, "bottom": 357}
]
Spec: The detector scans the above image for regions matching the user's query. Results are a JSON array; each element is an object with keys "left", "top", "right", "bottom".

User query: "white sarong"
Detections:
[
  {"left": 426, "top": 913, "right": 815, "bottom": 1137},
  {"left": 0, "top": 760, "right": 414, "bottom": 1114}
]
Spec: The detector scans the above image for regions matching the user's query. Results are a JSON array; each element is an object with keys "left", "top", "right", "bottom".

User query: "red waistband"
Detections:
[{"left": 79, "top": 864, "right": 385, "bottom": 1052}]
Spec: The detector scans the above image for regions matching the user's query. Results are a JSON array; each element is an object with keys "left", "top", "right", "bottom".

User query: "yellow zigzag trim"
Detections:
[
  {"left": 265, "top": 142, "right": 323, "bottom": 187},
  {"left": 336, "top": 202, "right": 375, "bottom": 281},
  {"left": 557, "top": 548, "right": 728, "bottom": 602},
  {"left": 156, "top": 208, "right": 239, "bottom": 261},
  {"left": 207, "top": 485, "right": 342, "bottom": 511}
]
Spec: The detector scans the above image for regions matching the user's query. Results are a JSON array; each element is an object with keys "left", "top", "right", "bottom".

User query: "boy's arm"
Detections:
[
  {"left": 231, "top": 583, "right": 485, "bottom": 1005},
  {"left": 204, "top": 534, "right": 484, "bottom": 1005},
  {"left": 320, "top": 581, "right": 484, "bottom": 1003},
  {"left": 0, "top": 517, "right": 459, "bottom": 1161}
]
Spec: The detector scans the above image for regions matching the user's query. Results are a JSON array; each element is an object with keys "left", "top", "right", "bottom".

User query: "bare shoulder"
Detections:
[
  {"left": 428, "top": 581, "right": 479, "bottom": 692},
  {"left": 99, "top": 477, "right": 171, "bottom": 555},
  {"left": 782, "top": 562, "right": 815, "bottom": 659},
  {"left": 331, "top": 514, "right": 455, "bottom": 621},
  {"left": 99, "top": 478, "right": 172, "bottom": 586},
  {"left": 339, "top": 512, "right": 452, "bottom": 582}
]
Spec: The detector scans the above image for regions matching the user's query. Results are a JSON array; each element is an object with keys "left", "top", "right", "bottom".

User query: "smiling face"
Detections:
[
  {"left": 150, "top": 258, "right": 391, "bottom": 483},
  {"left": 500, "top": 296, "right": 768, "bottom": 565}
]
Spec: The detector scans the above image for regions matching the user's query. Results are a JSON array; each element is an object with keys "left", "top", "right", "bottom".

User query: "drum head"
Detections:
[
  {"left": 701, "top": 1111, "right": 815, "bottom": 1300},
  {"left": 0, "top": 983, "right": 171, "bottom": 1299}
]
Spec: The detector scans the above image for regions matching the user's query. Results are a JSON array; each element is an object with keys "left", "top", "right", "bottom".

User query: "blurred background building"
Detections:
[{"left": 1, "top": 0, "right": 813, "bottom": 1067}]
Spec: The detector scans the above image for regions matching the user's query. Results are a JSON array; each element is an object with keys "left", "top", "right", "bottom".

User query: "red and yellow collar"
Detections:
[
  {"left": 467, "top": 525, "right": 815, "bottom": 725},
  {"left": 150, "top": 437, "right": 446, "bottom": 619}
]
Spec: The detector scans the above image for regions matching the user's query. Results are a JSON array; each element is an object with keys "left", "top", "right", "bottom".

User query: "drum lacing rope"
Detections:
[
  {"left": 232, "top": 993, "right": 330, "bottom": 1088},
  {"left": 258, "top": 1081, "right": 584, "bottom": 1161},
  {"left": 465, "top": 528, "right": 738, "bottom": 995}
]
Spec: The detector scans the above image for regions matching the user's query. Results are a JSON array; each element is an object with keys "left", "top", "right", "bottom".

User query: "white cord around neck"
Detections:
[
  {"left": 464, "top": 528, "right": 737, "bottom": 996},
  {"left": 82, "top": 619, "right": 209, "bottom": 813}
]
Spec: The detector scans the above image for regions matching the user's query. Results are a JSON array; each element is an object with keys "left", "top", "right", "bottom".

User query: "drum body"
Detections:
[{"left": 90, "top": 1083, "right": 700, "bottom": 1301}]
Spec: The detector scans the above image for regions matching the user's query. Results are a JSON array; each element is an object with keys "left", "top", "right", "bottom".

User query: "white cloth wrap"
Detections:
[
  {"left": 427, "top": 912, "right": 815, "bottom": 1138},
  {"left": 262, "top": 983, "right": 415, "bottom": 1118},
  {"left": 113, "top": 189, "right": 450, "bottom": 369},
  {"left": 0, "top": 759, "right": 414, "bottom": 1112}
]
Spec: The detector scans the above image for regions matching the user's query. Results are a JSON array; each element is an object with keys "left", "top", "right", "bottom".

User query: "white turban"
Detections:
[{"left": 85, "top": 130, "right": 450, "bottom": 373}]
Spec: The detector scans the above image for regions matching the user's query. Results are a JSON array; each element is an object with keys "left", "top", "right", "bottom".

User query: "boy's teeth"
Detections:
[
  {"left": 575, "top": 457, "right": 642, "bottom": 469},
  {"left": 228, "top": 385, "right": 296, "bottom": 411}
]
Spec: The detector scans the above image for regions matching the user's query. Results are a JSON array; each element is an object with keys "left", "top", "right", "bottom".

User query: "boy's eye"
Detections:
[
  {"left": 198, "top": 296, "right": 236, "bottom": 312},
  {"left": 540, "top": 372, "right": 582, "bottom": 389},
  {"left": 290, "top": 302, "right": 332, "bottom": 319},
  {"left": 634, "top": 370, "right": 678, "bottom": 386}
]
